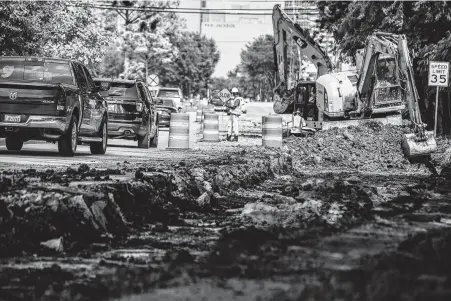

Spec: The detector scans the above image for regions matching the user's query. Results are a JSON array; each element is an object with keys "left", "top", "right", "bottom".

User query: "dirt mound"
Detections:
[
  {"left": 284, "top": 122, "right": 426, "bottom": 173},
  {"left": 0, "top": 187, "right": 128, "bottom": 256}
]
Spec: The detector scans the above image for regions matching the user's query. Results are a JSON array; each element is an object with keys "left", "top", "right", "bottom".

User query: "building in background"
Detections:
[
  {"left": 181, "top": 0, "right": 280, "bottom": 78},
  {"left": 283, "top": 0, "right": 339, "bottom": 72}
]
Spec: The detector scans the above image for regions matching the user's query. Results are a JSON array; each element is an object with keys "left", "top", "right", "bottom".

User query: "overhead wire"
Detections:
[{"left": 69, "top": 3, "right": 319, "bottom": 15}]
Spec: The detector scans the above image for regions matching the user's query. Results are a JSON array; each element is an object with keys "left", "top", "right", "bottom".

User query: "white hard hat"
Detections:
[{"left": 231, "top": 87, "right": 238, "bottom": 93}]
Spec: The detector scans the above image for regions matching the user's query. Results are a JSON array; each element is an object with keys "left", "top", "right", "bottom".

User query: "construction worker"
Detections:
[{"left": 226, "top": 87, "right": 242, "bottom": 141}]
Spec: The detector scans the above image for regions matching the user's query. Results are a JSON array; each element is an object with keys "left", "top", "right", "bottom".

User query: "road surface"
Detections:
[{"left": 0, "top": 106, "right": 272, "bottom": 169}]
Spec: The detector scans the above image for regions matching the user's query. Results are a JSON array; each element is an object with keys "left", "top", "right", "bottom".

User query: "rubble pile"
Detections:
[{"left": 284, "top": 122, "right": 426, "bottom": 173}]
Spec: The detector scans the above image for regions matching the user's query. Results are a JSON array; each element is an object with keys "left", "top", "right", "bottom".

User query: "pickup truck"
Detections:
[{"left": 0, "top": 56, "right": 108, "bottom": 156}]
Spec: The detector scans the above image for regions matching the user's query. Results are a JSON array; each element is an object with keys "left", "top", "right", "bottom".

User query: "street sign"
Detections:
[
  {"left": 428, "top": 61, "right": 449, "bottom": 87},
  {"left": 218, "top": 88, "right": 231, "bottom": 102},
  {"left": 428, "top": 61, "right": 450, "bottom": 137},
  {"left": 147, "top": 74, "right": 159, "bottom": 87}
]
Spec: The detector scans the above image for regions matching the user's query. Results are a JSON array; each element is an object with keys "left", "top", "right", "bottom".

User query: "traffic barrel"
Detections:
[
  {"left": 167, "top": 113, "right": 190, "bottom": 149},
  {"left": 262, "top": 115, "right": 283, "bottom": 148},
  {"left": 196, "top": 109, "right": 202, "bottom": 123},
  {"left": 202, "top": 113, "right": 220, "bottom": 142}
]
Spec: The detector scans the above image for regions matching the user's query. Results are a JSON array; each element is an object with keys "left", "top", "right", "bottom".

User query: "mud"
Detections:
[{"left": 1, "top": 124, "right": 451, "bottom": 300}]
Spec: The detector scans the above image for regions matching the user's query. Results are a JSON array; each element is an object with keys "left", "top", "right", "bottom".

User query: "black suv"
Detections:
[
  {"left": 0, "top": 56, "right": 108, "bottom": 156},
  {"left": 94, "top": 78, "right": 158, "bottom": 148}
]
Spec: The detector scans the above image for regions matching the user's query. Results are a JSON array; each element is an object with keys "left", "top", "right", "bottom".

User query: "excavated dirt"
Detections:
[
  {"left": 284, "top": 122, "right": 440, "bottom": 174},
  {"left": 1, "top": 123, "right": 451, "bottom": 300}
]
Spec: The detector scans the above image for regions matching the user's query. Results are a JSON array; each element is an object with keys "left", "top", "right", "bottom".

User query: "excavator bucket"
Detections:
[{"left": 401, "top": 131, "right": 437, "bottom": 158}]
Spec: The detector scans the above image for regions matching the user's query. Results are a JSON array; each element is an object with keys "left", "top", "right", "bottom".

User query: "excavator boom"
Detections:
[
  {"left": 272, "top": 4, "right": 333, "bottom": 100},
  {"left": 357, "top": 32, "right": 436, "bottom": 157}
]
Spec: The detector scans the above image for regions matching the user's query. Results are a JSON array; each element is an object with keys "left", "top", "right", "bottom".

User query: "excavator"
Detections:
[{"left": 272, "top": 4, "right": 436, "bottom": 158}]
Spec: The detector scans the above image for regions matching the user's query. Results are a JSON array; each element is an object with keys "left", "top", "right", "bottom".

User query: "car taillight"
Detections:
[
  {"left": 56, "top": 86, "right": 67, "bottom": 112},
  {"left": 136, "top": 102, "right": 143, "bottom": 112}
]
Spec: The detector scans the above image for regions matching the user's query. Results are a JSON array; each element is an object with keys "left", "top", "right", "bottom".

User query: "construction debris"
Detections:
[{"left": 284, "top": 122, "right": 434, "bottom": 173}]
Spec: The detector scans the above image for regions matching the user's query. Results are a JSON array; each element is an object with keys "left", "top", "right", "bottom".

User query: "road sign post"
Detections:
[{"left": 428, "top": 61, "right": 449, "bottom": 137}]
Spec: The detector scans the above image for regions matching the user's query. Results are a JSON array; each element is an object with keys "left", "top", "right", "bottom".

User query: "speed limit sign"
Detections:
[{"left": 428, "top": 61, "right": 449, "bottom": 87}]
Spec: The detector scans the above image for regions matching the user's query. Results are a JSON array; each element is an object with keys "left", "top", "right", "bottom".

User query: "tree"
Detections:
[
  {"left": 99, "top": 0, "right": 185, "bottom": 80},
  {"left": 156, "top": 32, "right": 219, "bottom": 96},
  {"left": 221, "top": 35, "right": 275, "bottom": 101},
  {"left": 41, "top": 1, "right": 112, "bottom": 72},
  {"left": 0, "top": 1, "right": 51, "bottom": 56},
  {"left": 0, "top": 1, "right": 111, "bottom": 72},
  {"left": 317, "top": 1, "right": 451, "bottom": 135}
]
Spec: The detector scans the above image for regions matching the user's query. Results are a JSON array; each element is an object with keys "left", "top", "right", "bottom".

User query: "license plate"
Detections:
[
  {"left": 4, "top": 115, "right": 21, "bottom": 122},
  {"left": 108, "top": 104, "right": 116, "bottom": 112}
]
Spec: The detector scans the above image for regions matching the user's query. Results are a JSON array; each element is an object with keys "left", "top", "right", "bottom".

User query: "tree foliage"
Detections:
[
  {"left": 317, "top": 0, "right": 451, "bottom": 134},
  {"left": 212, "top": 34, "right": 275, "bottom": 101},
  {"left": 0, "top": 1, "right": 111, "bottom": 71},
  {"left": 157, "top": 32, "right": 220, "bottom": 96}
]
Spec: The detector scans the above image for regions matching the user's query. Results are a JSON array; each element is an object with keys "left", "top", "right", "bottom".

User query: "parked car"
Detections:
[
  {"left": 0, "top": 56, "right": 108, "bottom": 156},
  {"left": 156, "top": 98, "right": 178, "bottom": 127},
  {"left": 94, "top": 78, "right": 158, "bottom": 148},
  {"left": 155, "top": 87, "right": 183, "bottom": 112}
]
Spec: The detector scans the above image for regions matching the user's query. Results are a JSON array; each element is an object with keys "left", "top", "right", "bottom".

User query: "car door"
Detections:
[
  {"left": 81, "top": 65, "right": 105, "bottom": 132},
  {"left": 143, "top": 85, "right": 156, "bottom": 127},
  {"left": 72, "top": 63, "right": 89, "bottom": 131},
  {"left": 136, "top": 83, "right": 150, "bottom": 126}
]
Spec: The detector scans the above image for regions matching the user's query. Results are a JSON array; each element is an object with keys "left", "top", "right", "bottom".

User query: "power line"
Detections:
[
  {"left": 70, "top": 4, "right": 274, "bottom": 14},
  {"left": 69, "top": 3, "right": 318, "bottom": 15},
  {"left": 95, "top": 1, "right": 313, "bottom": 11}
]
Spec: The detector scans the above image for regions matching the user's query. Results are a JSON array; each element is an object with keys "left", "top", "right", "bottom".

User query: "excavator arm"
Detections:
[
  {"left": 272, "top": 4, "right": 333, "bottom": 98},
  {"left": 356, "top": 32, "right": 406, "bottom": 116},
  {"left": 357, "top": 32, "right": 436, "bottom": 157}
]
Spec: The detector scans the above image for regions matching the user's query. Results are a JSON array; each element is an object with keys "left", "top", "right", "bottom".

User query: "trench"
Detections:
[{"left": 1, "top": 151, "right": 451, "bottom": 300}]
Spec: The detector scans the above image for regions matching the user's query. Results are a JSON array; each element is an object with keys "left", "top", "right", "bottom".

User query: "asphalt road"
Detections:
[{"left": 0, "top": 104, "right": 276, "bottom": 168}]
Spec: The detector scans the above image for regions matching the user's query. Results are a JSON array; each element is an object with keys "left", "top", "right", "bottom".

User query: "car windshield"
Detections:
[
  {"left": 98, "top": 82, "right": 138, "bottom": 99},
  {"left": 158, "top": 99, "right": 175, "bottom": 107},
  {"left": 157, "top": 89, "right": 180, "bottom": 98},
  {"left": 0, "top": 59, "right": 73, "bottom": 85}
]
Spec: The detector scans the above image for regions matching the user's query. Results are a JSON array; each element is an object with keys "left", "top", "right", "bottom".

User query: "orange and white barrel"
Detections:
[
  {"left": 196, "top": 109, "right": 202, "bottom": 123},
  {"left": 202, "top": 113, "right": 220, "bottom": 142},
  {"left": 262, "top": 115, "right": 283, "bottom": 148},
  {"left": 168, "top": 113, "right": 190, "bottom": 149}
]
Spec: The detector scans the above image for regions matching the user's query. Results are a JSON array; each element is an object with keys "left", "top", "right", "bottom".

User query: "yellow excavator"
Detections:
[{"left": 272, "top": 4, "right": 436, "bottom": 158}]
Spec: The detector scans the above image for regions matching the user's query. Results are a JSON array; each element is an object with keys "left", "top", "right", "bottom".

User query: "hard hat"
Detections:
[{"left": 231, "top": 87, "right": 238, "bottom": 93}]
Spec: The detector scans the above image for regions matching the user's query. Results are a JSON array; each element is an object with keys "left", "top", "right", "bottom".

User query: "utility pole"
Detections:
[{"left": 145, "top": 54, "right": 148, "bottom": 82}]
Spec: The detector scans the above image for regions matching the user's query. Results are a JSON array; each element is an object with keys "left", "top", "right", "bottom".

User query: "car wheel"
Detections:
[
  {"left": 5, "top": 137, "right": 23, "bottom": 151},
  {"left": 138, "top": 123, "right": 150, "bottom": 149},
  {"left": 58, "top": 115, "right": 78, "bottom": 157},
  {"left": 90, "top": 118, "right": 108, "bottom": 155},
  {"left": 150, "top": 124, "right": 159, "bottom": 148}
]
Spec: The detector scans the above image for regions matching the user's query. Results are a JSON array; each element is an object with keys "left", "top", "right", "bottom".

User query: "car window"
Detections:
[
  {"left": 158, "top": 99, "right": 175, "bottom": 107},
  {"left": 137, "top": 83, "right": 148, "bottom": 102},
  {"left": 143, "top": 86, "right": 154, "bottom": 105},
  {"left": 157, "top": 89, "right": 180, "bottom": 98},
  {"left": 73, "top": 63, "right": 88, "bottom": 90},
  {"left": 98, "top": 82, "right": 139, "bottom": 99},
  {"left": 81, "top": 65, "right": 96, "bottom": 91},
  {"left": 0, "top": 59, "right": 74, "bottom": 85}
]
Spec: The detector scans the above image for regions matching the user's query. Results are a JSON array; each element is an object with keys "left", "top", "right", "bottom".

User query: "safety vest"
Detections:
[{"left": 226, "top": 97, "right": 242, "bottom": 115}]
